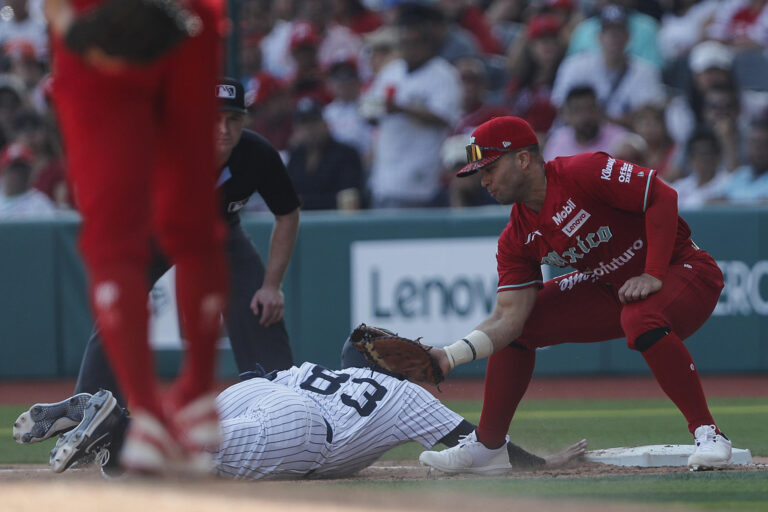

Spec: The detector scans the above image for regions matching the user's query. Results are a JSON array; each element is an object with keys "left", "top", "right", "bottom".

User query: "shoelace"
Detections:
[
  {"left": 695, "top": 426, "right": 716, "bottom": 447},
  {"left": 456, "top": 433, "right": 474, "bottom": 447},
  {"left": 96, "top": 447, "right": 111, "bottom": 467}
]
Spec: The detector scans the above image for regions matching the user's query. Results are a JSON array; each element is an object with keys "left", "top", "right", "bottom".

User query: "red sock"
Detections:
[
  {"left": 476, "top": 345, "right": 535, "bottom": 448},
  {"left": 90, "top": 263, "right": 163, "bottom": 419},
  {"left": 171, "top": 249, "right": 228, "bottom": 406},
  {"left": 642, "top": 331, "right": 717, "bottom": 434}
]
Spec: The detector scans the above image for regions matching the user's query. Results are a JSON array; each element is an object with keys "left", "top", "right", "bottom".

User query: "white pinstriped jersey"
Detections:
[{"left": 214, "top": 362, "right": 463, "bottom": 480}]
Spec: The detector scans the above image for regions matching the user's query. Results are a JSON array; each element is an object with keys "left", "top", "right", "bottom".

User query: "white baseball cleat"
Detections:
[
  {"left": 419, "top": 431, "right": 512, "bottom": 475},
  {"left": 688, "top": 424, "right": 732, "bottom": 470},
  {"left": 13, "top": 393, "right": 92, "bottom": 444},
  {"left": 49, "top": 390, "right": 123, "bottom": 473}
]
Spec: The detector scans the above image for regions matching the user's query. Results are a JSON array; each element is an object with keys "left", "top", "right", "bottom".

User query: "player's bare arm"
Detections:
[
  {"left": 385, "top": 97, "right": 451, "bottom": 127},
  {"left": 434, "top": 286, "right": 538, "bottom": 376},
  {"left": 619, "top": 179, "right": 678, "bottom": 304},
  {"left": 251, "top": 208, "right": 300, "bottom": 326}
]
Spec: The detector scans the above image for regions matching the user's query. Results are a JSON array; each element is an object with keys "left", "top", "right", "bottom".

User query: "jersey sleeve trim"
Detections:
[
  {"left": 498, "top": 280, "right": 543, "bottom": 292},
  {"left": 642, "top": 169, "right": 657, "bottom": 212}
]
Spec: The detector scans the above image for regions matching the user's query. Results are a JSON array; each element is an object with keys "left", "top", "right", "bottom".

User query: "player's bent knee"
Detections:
[{"left": 631, "top": 328, "right": 671, "bottom": 352}]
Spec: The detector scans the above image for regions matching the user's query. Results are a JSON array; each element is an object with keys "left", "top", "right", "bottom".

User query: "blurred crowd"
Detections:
[{"left": 2, "top": 0, "right": 768, "bottom": 218}]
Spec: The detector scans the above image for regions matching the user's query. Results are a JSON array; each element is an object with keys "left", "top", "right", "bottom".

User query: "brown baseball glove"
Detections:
[{"left": 349, "top": 323, "right": 444, "bottom": 385}]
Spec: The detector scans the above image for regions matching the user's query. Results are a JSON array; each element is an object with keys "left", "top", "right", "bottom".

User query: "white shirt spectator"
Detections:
[
  {"left": 0, "top": 189, "right": 56, "bottom": 218},
  {"left": 666, "top": 90, "right": 768, "bottom": 147},
  {"left": 707, "top": 0, "right": 768, "bottom": 46},
  {"left": 317, "top": 25, "right": 361, "bottom": 71},
  {"left": 673, "top": 169, "right": 732, "bottom": 209},
  {"left": 323, "top": 100, "right": 372, "bottom": 162},
  {"left": 0, "top": 11, "right": 47, "bottom": 59},
  {"left": 364, "top": 56, "right": 461, "bottom": 205},
  {"left": 658, "top": 0, "right": 719, "bottom": 62},
  {"left": 551, "top": 52, "right": 664, "bottom": 120},
  {"left": 260, "top": 20, "right": 294, "bottom": 80},
  {"left": 260, "top": 21, "right": 361, "bottom": 81}
]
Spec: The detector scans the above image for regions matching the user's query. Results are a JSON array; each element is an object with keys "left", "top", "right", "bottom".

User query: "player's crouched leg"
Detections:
[{"left": 623, "top": 316, "right": 732, "bottom": 469}]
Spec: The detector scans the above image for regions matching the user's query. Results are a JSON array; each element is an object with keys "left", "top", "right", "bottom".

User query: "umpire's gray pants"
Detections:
[{"left": 75, "top": 223, "right": 294, "bottom": 406}]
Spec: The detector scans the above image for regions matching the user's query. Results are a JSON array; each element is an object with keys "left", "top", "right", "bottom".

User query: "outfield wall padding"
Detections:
[{"left": 0, "top": 206, "right": 766, "bottom": 378}]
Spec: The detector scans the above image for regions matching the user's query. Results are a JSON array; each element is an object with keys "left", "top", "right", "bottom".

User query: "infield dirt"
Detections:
[{"left": 3, "top": 460, "right": 767, "bottom": 512}]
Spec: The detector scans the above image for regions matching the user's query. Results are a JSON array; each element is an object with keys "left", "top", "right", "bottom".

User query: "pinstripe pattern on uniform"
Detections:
[
  {"left": 215, "top": 378, "right": 329, "bottom": 480},
  {"left": 271, "top": 363, "right": 464, "bottom": 479},
  {"left": 212, "top": 362, "right": 463, "bottom": 480}
]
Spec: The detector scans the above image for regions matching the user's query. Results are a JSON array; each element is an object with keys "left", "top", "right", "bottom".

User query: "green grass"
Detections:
[
  {"left": 0, "top": 405, "right": 60, "bottom": 463},
  {"left": 2, "top": 397, "right": 767, "bottom": 510}
]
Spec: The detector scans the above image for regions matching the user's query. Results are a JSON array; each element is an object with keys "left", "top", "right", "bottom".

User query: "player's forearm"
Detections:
[
  {"left": 391, "top": 103, "right": 450, "bottom": 127},
  {"left": 441, "top": 307, "right": 525, "bottom": 370},
  {"left": 262, "top": 208, "right": 299, "bottom": 289},
  {"left": 643, "top": 181, "right": 677, "bottom": 280},
  {"left": 442, "top": 287, "right": 536, "bottom": 370}
]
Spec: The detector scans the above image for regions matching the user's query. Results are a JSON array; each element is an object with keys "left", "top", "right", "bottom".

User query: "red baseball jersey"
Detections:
[{"left": 497, "top": 152, "right": 698, "bottom": 291}]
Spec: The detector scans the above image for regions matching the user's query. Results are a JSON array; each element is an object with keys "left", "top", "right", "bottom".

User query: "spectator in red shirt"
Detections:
[
  {"left": 332, "top": 0, "right": 383, "bottom": 35},
  {"left": 438, "top": 0, "right": 504, "bottom": 55},
  {"left": 287, "top": 21, "right": 333, "bottom": 105},
  {"left": 506, "top": 13, "right": 565, "bottom": 136},
  {"left": 246, "top": 73, "right": 295, "bottom": 152}
]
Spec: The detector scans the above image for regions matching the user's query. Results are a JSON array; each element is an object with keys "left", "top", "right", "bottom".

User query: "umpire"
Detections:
[{"left": 76, "top": 78, "right": 301, "bottom": 404}]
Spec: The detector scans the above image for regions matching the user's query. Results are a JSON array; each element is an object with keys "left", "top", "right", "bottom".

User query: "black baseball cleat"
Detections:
[
  {"left": 49, "top": 390, "right": 125, "bottom": 473},
  {"left": 13, "top": 393, "right": 92, "bottom": 444}
]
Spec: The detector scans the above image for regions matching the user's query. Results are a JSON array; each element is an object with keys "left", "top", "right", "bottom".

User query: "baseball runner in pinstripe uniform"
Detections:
[
  {"left": 14, "top": 330, "right": 586, "bottom": 478},
  {"left": 217, "top": 362, "right": 468, "bottom": 479}
]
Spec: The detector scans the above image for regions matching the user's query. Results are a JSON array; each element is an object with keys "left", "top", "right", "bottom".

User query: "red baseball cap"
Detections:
[
  {"left": 457, "top": 116, "right": 539, "bottom": 177},
  {"left": 0, "top": 142, "right": 34, "bottom": 169},
  {"left": 290, "top": 21, "right": 321, "bottom": 51},
  {"left": 246, "top": 72, "right": 284, "bottom": 106},
  {"left": 527, "top": 14, "right": 562, "bottom": 40}
]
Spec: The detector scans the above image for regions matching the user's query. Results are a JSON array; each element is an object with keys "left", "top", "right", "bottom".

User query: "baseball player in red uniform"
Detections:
[
  {"left": 418, "top": 116, "right": 731, "bottom": 474},
  {"left": 45, "top": 0, "right": 228, "bottom": 473}
]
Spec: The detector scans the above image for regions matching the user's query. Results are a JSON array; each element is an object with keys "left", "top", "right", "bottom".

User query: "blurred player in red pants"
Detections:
[{"left": 45, "top": 0, "right": 228, "bottom": 472}]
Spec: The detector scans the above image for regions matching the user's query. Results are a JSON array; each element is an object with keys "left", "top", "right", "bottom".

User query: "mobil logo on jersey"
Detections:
[
  {"left": 551, "top": 198, "right": 576, "bottom": 226},
  {"left": 551, "top": 198, "right": 591, "bottom": 238}
]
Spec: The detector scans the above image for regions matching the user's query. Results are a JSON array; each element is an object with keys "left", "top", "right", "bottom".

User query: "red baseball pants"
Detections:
[
  {"left": 52, "top": 0, "right": 228, "bottom": 417},
  {"left": 477, "top": 251, "right": 724, "bottom": 446}
]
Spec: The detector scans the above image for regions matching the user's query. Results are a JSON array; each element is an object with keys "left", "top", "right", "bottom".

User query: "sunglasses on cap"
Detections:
[{"left": 465, "top": 144, "right": 523, "bottom": 164}]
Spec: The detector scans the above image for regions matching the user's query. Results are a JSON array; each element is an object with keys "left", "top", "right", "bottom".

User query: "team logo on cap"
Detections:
[
  {"left": 502, "top": 141, "right": 511, "bottom": 148},
  {"left": 216, "top": 85, "right": 237, "bottom": 99}
]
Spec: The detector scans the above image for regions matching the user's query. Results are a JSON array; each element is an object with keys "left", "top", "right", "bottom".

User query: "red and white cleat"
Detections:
[
  {"left": 120, "top": 411, "right": 182, "bottom": 474},
  {"left": 170, "top": 392, "right": 222, "bottom": 474}
]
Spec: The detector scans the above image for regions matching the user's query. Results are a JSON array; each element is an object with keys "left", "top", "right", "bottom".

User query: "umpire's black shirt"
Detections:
[{"left": 219, "top": 130, "right": 300, "bottom": 225}]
